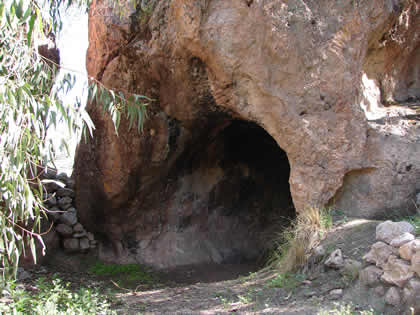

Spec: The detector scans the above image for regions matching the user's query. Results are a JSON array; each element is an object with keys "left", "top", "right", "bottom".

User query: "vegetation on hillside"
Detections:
[{"left": 0, "top": 0, "right": 147, "bottom": 284}]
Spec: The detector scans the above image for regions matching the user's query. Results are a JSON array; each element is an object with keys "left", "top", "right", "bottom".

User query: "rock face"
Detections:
[{"left": 75, "top": 0, "right": 420, "bottom": 267}]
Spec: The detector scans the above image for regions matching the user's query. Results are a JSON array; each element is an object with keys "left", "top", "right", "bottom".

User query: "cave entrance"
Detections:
[{"left": 159, "top": 119, "right": 295, "bottom": 281}]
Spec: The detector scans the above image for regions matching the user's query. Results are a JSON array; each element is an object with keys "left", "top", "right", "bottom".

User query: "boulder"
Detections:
[
  {"left": 58, "top": 196, "right": 73, "bottom": 210},
  {"left": 47, "top": 206, "right": 62, "bottom": 222},
  {"left": 376, "top": 221, "right": 415, "bottom": 244},
  {"left": 363, "top": 241, "right": 395, "bottom": 267},
  {"left": 403, "top": 279, "right": 420, "bottom": 304},
  {"left": 399, "top": 239, "right": 420, "bottom": 261},
  {"left": 60, "top": 211, "right": 78, "bottom": 226},
  {"left": 411, "top": 252, "right": 420, "bottom": 277},
  {"left": 87, "top": 232, "right": 95, "bottom": 241},
  {"left": 324, "top": 249, "right": 344, "bottom": 269},
  {"left": 381, "top": 255, "right": 414, "bottom": 287},
  {"left": 390, "top": 232, "right": 415, "bottom": 247},
  {"left": 55, "top": 224, "right": 73, "bottom": 237},
  {"left": 73, "top": 231, "right": 87, "bottom": 238},
  {"left": 73, "top": 0, "right": 420, "bottom": 268},
  {"left": 56, "top": 188, "right": 75, "bottom": 198},
  {"left": 63, "top": 238, "right": 79, "bottom": 252},
  {"left": 45, "top": 194, "right": 57, "bottom": 207},
  {"left": 73, "top": 223, "right": 84, "bottom": 233},
  {"left": 359, "top": 266, "right": 383, "bottom": 287},
  {"left": 80, "top": 238, "right": 90, "bottom": 251},
  {"left": 384, "top": 287, "right": 401, "bottom": 306}
]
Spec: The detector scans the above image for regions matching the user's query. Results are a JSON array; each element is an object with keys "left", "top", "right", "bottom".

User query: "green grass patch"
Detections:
[
  {"left": 268, "top": 272, "right": 305, "bottom": 292},
  {"left": 404, "top": 214, "right": 420, "bottom": 235},
  {"left": 0, "top": 277, "right": 115, "bottom": 315},
  {"left": 88, "top": 262, "right": 157, "bottom": 287}
]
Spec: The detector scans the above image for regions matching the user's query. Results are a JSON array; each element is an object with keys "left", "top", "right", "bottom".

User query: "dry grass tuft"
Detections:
[{"left": 269, "top": 206, "right": 332, "bottom": 273}]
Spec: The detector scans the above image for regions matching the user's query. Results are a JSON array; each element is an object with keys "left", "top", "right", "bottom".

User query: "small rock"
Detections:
[
  {"left": 67, "top": 207, "right": 77, "bottom": 213},
  {"left": 342, "top": 259, "right": 362, "bottom": 278},
  {"left": 359, "top": 266, "right": 383, "bottom": 287},
  {"left": 63, "top": 238, "right": 79, "bottom": 252},
  {"left": 17, "top": 268, "right": 31, "bottom": 281},
  {"left": 87, "top": 232, "right": 95, "bottom": 241},
  {"left": 390, "top": 232, "right": 415, "bottom": 247},
  {"left": 328, "top": 289, "right": 343, "bottom": 300},
  {"left": 411, "top": 252, "right": 420, "bottom": 277},
  {"left": 399, "top": 239, "right": 420, "bottom": 261},
  {"left": 58, "top": 200, "right": 73, "bottom": 211},
  {"left": 80, "top": 238, "right": 90, "bottom": 251},
  {"left": 304, "top": 291, "right": 317, "bottom": 297},
  {"left": 55, "top": 224, "right": 73, "bottom": 237},
  {"left": 329, "top": 289, "right": 343, "bottom": 296},
  {"left": 60, "top": 211, "right": 78, "bottom": 226},
  {"left": 47, "top": 206, "right": 62, "bottom": 222},
  {"left": 381, "top": 255, "right": 414, "bottom": 287},
  {"left": 373, "top": 285, "right": 385, "bottom": 296},
  {"left": 313, "top": 245, "right": 326, "bottom": 260},
  {"left": 403, "top": 279, "right": 420, "bottom": 304},
  {"left": 325, "top": 249, "right": 344, "bottom": 269},
  {"left": 363, "top": 241, "right": 395, "bottom": 267},
  {"left": 56, "top": 172, "right": 70, "bottom": 185},
  {"left": 56, "top": 188, "right": 75, "bottom": 198},
  {"left": 73, "top": 223, "right": 84, "bottom": 233},
  {"left": 73, "top": 231, "right": 87, "bottom": 238},
  {"left": 385, "top": 287, "right": 401, "bottom": 306},
  {"left": 376, "top": 221, "right": 415, "bottom": 244},
  {"left": 37, "top": 266, "right": 48, "bottom": 274},
  {"left": 66, "top": 178, "right": 75, "bottom": 189},
  {"left": 416, "top": 192, "right": 420, "bottom": 206},
  {"left": 45, "top": 194, "right": 57, "bottom": 206}
]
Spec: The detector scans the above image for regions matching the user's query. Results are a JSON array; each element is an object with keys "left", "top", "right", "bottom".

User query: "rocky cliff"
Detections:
[{"left": 74, "top": 0, "right": 420, "bottom": 267}]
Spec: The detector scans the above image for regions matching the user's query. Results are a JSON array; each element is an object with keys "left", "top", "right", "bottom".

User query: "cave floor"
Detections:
[{"left": 16, "top": 217, "right": 409, "bottom": 314}]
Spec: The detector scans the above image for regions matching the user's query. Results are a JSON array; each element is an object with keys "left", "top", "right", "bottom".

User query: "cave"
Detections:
[{"left": 128, "top": 119, "right": 296, "bottom": 271}]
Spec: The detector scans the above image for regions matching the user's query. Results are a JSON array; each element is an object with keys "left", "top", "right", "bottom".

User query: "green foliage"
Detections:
[
  {"left": 403, "top": 214, "right": 420, "bottom": 235},
  {"left": 88, "top": 262, "right": 156, "bottom": 285},
  {"left": 0, "top": 0, "right": 148, "bottom": 284},
  {"left": 268, "top": 272, "right": 305, "bottom": 292},
  {"left": 0, "top": 277, "right": 115, "bottom": 314}
]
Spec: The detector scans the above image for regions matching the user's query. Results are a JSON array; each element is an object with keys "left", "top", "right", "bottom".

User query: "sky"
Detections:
[{"left": 47, "top": 6, "right": 88, "bottom": 174}]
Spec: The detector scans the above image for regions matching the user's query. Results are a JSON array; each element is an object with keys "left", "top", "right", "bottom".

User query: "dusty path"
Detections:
[{"left": 36, "top": 219, "right": 405, "bottom": 314}]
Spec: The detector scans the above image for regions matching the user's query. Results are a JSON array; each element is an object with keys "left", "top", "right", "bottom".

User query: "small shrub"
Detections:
[
  {"left": 268, "top": 272, "right": 305, "bottom": 292},
  {"left": 404, "top": 214, "right": 420, "bottom": 235},
  {"left": 0, "top": 277, "right": 114, "bottom": 314},
  {"left": 269, "top": 206, "right": 332, "bottom": 272}
]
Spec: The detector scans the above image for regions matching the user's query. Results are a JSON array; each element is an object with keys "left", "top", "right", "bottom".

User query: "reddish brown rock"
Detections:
[{"left": 75, "top": 0, "right": 420, "bottom": 267}]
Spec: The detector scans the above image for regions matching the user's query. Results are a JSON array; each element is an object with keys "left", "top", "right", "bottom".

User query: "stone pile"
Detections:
[
  {"left": 43, "top": 170, "right": 97, "bottom": 253},
  {"left": 360, "top": 220, "right": 420, "bottom": 309}
]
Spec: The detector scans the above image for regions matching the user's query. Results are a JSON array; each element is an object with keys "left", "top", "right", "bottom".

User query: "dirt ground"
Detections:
[{"left": 25, "top": 218, "right": 412, "bottom": 314}]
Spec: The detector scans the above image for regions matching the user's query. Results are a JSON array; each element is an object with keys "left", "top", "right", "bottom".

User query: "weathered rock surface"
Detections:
[
  {"left": 390, "top": 232, "right": 415, "bottom": 247},
  {"left": 363, "top": 241, "right": 395, "bottom": 267},
  {"left": 384, "top": 286, "right": 401, "bottom": 306},
  {"left": 400, "top": 239, "right": 420, "bottom": 261},
  {"left": 376, "top": 221, "right": 415, "bottom": 244},
  {"left": 360, "top": 266, "right": 383, "bottom": 287},
  {"left": 381, "top": 255, "right": 414, "bottom": 287},
  {"left": 63, "top": 238, "right": 79, "bottom": 252},
  {"left": 325, "top": 249, "right": 344, "bottom": 269},
  {"left": 75, "top": 0, "right": 420, "bottom": 267},
  {"left": 412, "top": 252, "right": 420, "bottom": 277},
  {"left": 56, "top": 224, "right": 73, "bottom": 237}
]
